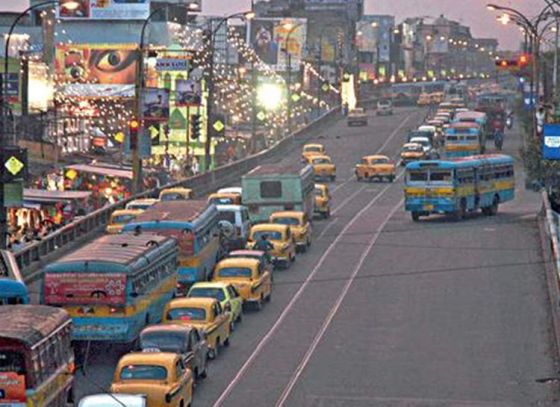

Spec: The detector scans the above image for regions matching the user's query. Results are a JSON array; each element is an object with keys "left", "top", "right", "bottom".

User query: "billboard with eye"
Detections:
[{"left": 55, "top": 43, "right": 138, "bottom": 98}]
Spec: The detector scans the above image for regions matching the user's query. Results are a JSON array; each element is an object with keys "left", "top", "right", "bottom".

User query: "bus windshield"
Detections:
[{"left": 0, "top": 351, "right": 25, "bottom": 375}]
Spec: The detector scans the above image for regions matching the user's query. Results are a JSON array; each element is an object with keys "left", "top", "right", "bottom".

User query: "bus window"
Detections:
[
  {"left": 408, "top": 171, "right": 428, "bottom": 182},
  {"left": 0, "top": 351, "right": 25, "bottom": 375},
  {"left": 430, "top": 171, "right": 453, "bottom": 182},
  {"left": 446, "top": 135, "right": 458, "bottom": 141}
]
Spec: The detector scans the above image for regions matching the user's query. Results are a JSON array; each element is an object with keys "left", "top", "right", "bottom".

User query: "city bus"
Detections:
[
  {"left": 443, "top": 122, "right": 483, "bottom": 158},
  {"left": 42, "top": 233, "right": 178, "bottom": 343},
  {"left": 122, "top": 200, "right": 221, "bottom": 293},
  {"left": 0, "top": 305, "right": 75, "bottom": 406},
  {"left": 0, "top": 250, "right": 29, "bottom": 305},
  {"left": 454, "top": 111, "right": 490, "bottom": 146},
  {"left": 404, "top": 154, "right": 515, "bottom": 221}
]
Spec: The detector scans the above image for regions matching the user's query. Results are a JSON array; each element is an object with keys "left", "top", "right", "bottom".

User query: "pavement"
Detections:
[{"left": 72, "top": 108, "right": 559, "bottom": 406}]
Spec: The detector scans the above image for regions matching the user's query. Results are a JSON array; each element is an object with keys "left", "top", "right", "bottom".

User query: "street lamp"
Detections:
[
  {"left": 204, "top": 10, "right": 254, "bottom": 172},
  {"left": 131, "top": 2, "right": 199, "bottom": 193},
  {"left": 281, "top": 22, "right": 303, "bottom": 135}
]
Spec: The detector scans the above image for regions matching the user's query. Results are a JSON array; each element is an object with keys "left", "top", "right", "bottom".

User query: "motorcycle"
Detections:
[{"left": 506, "top": 116, "right": 513, "bottom": 129}]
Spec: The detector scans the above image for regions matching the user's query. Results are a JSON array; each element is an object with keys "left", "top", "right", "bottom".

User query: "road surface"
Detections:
[{"left": 73, "top": 108, "right": 559, "bottom": 406}]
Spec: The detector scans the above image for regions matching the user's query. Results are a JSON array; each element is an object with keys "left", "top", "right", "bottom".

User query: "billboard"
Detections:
[
  {"left": 55, "top": 44, "right": 137, "bottom": 98},
  {"left": 175, "top": 79, "right": 201, "bottom": 107},
  {"left": 58, "top": 0, "right": 150, "bottom": 20},
  {"left": 543, "top": 124, "right": 560, "bottom": 160},
  {"left": 249, "top": 18, "right": 307, "bottom": 71},
  {"left": 44, "top": 272, "right": 127, "bottom": 305},
  {"left": 142, "top": 88, "right": 170, "bottom": 122}
]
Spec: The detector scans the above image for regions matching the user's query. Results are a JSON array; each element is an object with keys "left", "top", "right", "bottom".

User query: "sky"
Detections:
[
  {"left": 2, "top": 0, "right": 545, "bottom": 50},
  {"left": 202, "top": 0, "right": 543, "bottom": 50}
]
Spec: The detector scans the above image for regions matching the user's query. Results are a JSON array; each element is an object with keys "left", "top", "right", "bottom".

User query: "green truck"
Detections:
[{"left": 242, "top": 164, "right": 315, "bottom": 223}]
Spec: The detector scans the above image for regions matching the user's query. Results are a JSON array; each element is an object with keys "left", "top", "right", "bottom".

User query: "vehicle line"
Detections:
[
  {"left": 328, "top": 111, "right": 417, "bottom": 195},
  {"left": 212, "top": 176, "right": 402, "bottom": 407},
  {"left": 274, "top": 199, "right": 404, "bottom": 406}
]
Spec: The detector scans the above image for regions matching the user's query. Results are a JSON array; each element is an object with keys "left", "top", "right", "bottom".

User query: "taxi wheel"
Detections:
[
  {"left": 330, "top": 175, "right": 336, "bottom": 182},
  {"left": 255, "top": 298, "right": 263, "bottom": 311},
  {"left": 224, "top": 336, "right": 230, "bottom": 347},
  {"left": 307, "top": 237, "right": 312, "bottom": 248},
  {"left": 411, "top": 212, "right": 420, "bottom": 222},
  {"left": 208, "top": 344, "right": 218, "bottom": 360},
  {"left": 265, "top": 290, "right": 272, "bottom": 302}
]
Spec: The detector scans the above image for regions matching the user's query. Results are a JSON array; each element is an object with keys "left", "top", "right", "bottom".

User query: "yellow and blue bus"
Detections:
[
  {"left": 42, "top": 233, "right": 178, "bottom": 343},
  {"left": 443, "top": 122, "right": 483, "bottom": 158},
  {"left": 0, "top": 305, "right": 75, "bottom": 406},
  {"left": 405, "top": 154, "right": 515, "bottom": 221},
  {"left": 122, "top": 200, "right": 221, "bottom": 293},
  {"left": 0, "top": 250, "right": 29, "bottom": 305}
]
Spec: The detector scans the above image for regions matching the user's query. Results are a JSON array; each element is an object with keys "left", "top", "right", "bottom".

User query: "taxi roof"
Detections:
[
  {"left": 303, "top": 143, "right": 324, "bottom": 149},
  {"left": 310, "top": 154, "right": 331, "bottom": 161},
  {"left": 190, "top": 281, "right": 231, "bottom": 290},
  {"left": 209, "top": 192, "right": 239, "bottom": 198},
  {"left": 216, "top": 257, "right": 260, "bottom": 269},
  {"left": 133, "top": 200, "right": 209, "bottom": 223},
  {"left": 167, "top": 297, "right": 217, "bottom": 309},
  {"left": 363, "top": 154, "right": 390, "bottom": 160},
  {"left": 128, "top": 198, "right": 159, "bottom": 204},
  {"left": 111, "top": 209, "right": 144, "bottom": 216},
  {"left": 403, "top": 142, "right": 423, "bottom": 148},
  {"left": 140, "top": 324, "right": 193, "bottom": 336},
  {"left": 229, "top": 249, "right": 265, "bottom": 257},
  {"left": 160, "top": 187, "right": 192, "bottom": 193},
  {"left": 117, "top": 351, "right": 179, "bottom": 368},
  {"left": 270, "top": 210, "right": 305, "bottom": 218},
  {"left": 251, "top": 223, "right": 289, "bottom": 232}
]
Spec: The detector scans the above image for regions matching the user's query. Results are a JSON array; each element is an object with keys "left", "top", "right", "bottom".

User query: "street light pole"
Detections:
[
  {"left": 282, "top": 23, "right": 302, "bottom": 135},
  {"left": 132, "top": 3, "right": 199, "bottom": 193}
]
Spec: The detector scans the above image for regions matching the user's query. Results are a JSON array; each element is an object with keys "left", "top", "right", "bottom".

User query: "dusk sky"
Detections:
[
  {"left": 203, "top": 0, "right": 543, "bottom": 50},
  {"left": 3, "top": 0, "right": 545, "bottom": 50}
]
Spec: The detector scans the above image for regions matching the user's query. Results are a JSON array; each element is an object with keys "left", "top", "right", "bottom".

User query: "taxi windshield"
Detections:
[
  {"left": 273, "top": 217, "right": 300, "bottom": 226},
  {"left": 111, "top": 214, "right": 137, "bottom": 225},
  {"left": 127, "top": 203, "right": 151, "bottom": 211},
  {"left": 210, "top": 197, "right": 234, "bottom": 205},
  {"left": 218, "top": 267, "right": 252, "bottom": 278},
  {"left": 167, "top": 307, "right": 206, "bottom": 322},
  {"left": 189, "top": 287, "right": 226, "bottom": 302},
  {"left": 161, "top": 193, "right": 185, "bottom": 201},
  {"left": 305, "top": 146, "right": 322, "bottom": 152},
  {"left": 120, "top": 365, "right": 167, "bottom": 381},
  {"left": 370, "top": 158, "right": 389, "bottom": 164},
  {"left": 314, "top": 188, "right": 323, "bottom": 197},
  {"left": 252, "top": 231, "right": 283, "bottom": 241},
  {"left": 140, "top": 333, "right": 186, "bottom": 353},
  {"left": 313, "top": 158, "right": 331, "bottom": 165}
]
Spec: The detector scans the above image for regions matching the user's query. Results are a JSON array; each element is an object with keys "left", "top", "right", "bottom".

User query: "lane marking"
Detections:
[
  {"left": 326, "top": 112, "right": 416, "bottom": 195},
  {"left": 275, "top": 199, "right": 404, "bottom": 406},
  {"left": 212, "top": 174, "right": 403, "bottom": 407}
]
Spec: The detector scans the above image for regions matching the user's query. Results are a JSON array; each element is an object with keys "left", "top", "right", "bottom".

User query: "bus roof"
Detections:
[
  {"left": 0, "top": 305, "right": 71, "bottom": 348},
  {"left": 0, "top": 278, "right": 28, "bottom": 296},
  {"left": 46, "top": 233, "right": 176, "bottom": 270},
  {"left": 246, "top": 164, "right": 310, "bottom": 177},
  {"left": 406, "top": 155, "right": 514, "bottom": 171},
  {"left": 129, "top": 200, "right": 211, "bottom": 225}
]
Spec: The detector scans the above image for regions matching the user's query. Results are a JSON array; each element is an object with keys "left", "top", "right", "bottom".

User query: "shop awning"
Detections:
[
  {"left": 65, "top": 164, "right": 133, "bottom": 180},
  {"left": 23, "top": 189, "right": 92, "bottom": 204}
]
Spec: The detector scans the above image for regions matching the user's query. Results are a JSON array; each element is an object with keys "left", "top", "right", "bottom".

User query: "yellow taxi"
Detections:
[
  {"left": 247, "top": 224, "right": 296, "bottom": 268},
  {"left": 105, "top": 209, "right": 144, "bottom": 234},
  {"left": 110, "top": 352, "right": 193, "bottom": 407},
  {"left": 163, "top": 297, "right": 231, "bottom": 359},
  {"left": 307, "top": 154, "right": 336, "bottom": 182},
  {"left": 159, "top": 187, "right": 193, "bottom": 202},
  {"left": 314, "top": 184, "right": 331, "bottom": 219},
  {"left": 213, "top": 257, "right": 272, "bottom": 310},
  {"left": 355, "top": 155, "right": 396, "bottom": 183},
  {"left": 400, "top": 142, "right": 426, "bottom": 166},
  {"left": 301, "top": 143, "right": 326, "bottom": 162},
  {"left": 417, "top": 93, "right": 431, "bottom": 106},
  {"left": 208, "top": 192, "right": 242, "bottom": 205},
  {"left": 269, "top": 211, "right": 312, "bottom": 252}
]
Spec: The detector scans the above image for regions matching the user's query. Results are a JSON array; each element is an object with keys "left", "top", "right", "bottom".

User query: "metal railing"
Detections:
[{"left": 16, "top": 107, "right": 340, "bottom": 283}]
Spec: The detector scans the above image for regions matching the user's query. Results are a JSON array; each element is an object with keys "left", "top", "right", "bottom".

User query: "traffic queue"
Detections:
[
  {"left": 400, "top": 92, "right": 515, "bottom": 222},
  {"left": 0, "top": 154, "right": 335, "bottom": 407}
]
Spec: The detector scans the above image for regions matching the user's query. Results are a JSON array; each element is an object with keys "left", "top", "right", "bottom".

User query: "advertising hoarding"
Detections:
[
  {"left": 55, "top": 44, "right": 137, "bottom": 98},
  {"left": 58, "top": 0, "right": 150, "bottom": 20},
  {"left": 249, "top": 18, "right": 307, "bottom": 71},
  {"left": 142, "top": 88, "right": 170, "bottom": 122},
  {"left": 44, "top": 272, "right": 127, "bottom": 305}
]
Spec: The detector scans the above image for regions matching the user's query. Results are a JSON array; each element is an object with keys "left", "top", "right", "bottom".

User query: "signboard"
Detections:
[
  {"left": 0, "top": 372, "right": 25, "bottom": 402},
  {"left": 58, "top": 0, "right": 150, "bottom": 20},
  {"left": 55, "top": 44, "right": 137, "bottom": 98},
  {"left": 175, "top": 78, "right": 201, "bottom": 107},
  {"left": 248, "top": 18, "right": 307, "bottom": 71},
  {"left": 543, "top": 124, "right": 560, "bottom": 160},
  {"left": 155, "top": 58, "right": 189, "bottom": 72},
  {"left": 0, "top": 73, "right": 18, "bottom": 96},
  {"left": 44, "top": 272, "right": 127, "bottom": 305},
  {"left": 142, "top": 88, "right": 170, "bottom": 122}
]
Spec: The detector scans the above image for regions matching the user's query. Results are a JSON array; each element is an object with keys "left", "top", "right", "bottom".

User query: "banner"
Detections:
[
  {"left": 249, "top": 18, "right": 307, "bottom": 71},
  {"left": 175, "top": 78, "right": 201, "bottom": 107},
  {"left": 142, "top": 88, "right": 170, "bottom": 122},
  {"left": 58, "top": 0, "right": 150, "bottom": 20},
  {"left": 55, "top": 44, "right": 137, "bottom": 98},
  {"left": 44, "top": 272, "right": 127, "bottom": 305}
]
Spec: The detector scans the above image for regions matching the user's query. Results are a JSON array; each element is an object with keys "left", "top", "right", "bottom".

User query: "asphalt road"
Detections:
[{"left": 73, "top": 108, "right": 559, "bottom": 407}]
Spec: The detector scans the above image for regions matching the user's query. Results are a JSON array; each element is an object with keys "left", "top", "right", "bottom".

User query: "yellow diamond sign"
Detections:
[
  {"left": 257, "top": 111, "right": 266, "bottom": 121},
  {"left": 5, "top": 156, "right": 24, "bottom": 176},
  {"left": 213, "top": 120, "right": 225, "bottom": 133},
  {"left": 291, "top": 93, "right": 301, "bottom": 102},
  {"left": 322, "top": 83, "right": 329, "bottom": 92}
]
